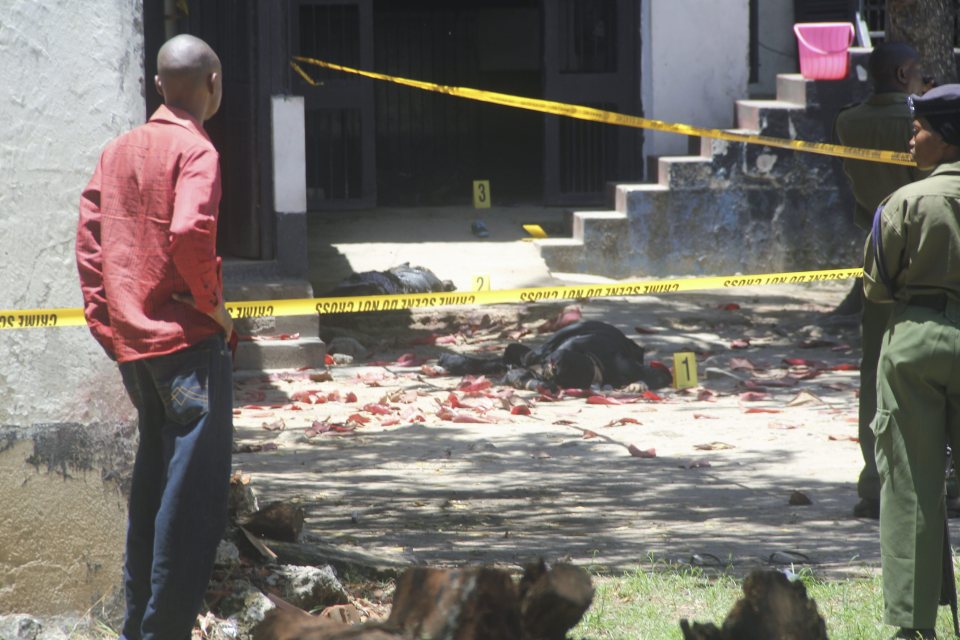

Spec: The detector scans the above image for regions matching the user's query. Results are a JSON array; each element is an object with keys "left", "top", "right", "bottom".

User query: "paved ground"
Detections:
[
  {"left": 307, "top": 205, "right": 579, "bottom": 295},
  {"left": 233, "top": 220, "right": 900, "bottom": 580}
]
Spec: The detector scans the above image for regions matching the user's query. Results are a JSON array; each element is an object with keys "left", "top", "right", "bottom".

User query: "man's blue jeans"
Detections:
[{"left": 118, "top": 335, "right": 233, "bottom": 640}]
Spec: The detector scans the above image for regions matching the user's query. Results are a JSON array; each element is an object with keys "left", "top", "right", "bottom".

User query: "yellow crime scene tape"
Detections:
[
  {"left": 291, "top": 57, "right": 915, "bottom": 167},
  {"left": 9, "top": 63, "right": 878, "bottom": 331},
  {"left": 0, "top": 268, "right": 863, "bottom": 330}
]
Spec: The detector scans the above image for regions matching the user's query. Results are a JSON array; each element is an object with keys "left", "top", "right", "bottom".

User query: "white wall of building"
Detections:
[
  {"left": 751, "top": 0, "right": 798, "bottom": 97},
  {"left": 641, "top": 0, "right": 750, "bottom": 163},
  {"left": 0, "top": 1, "right": 144, "bottom": 424}
]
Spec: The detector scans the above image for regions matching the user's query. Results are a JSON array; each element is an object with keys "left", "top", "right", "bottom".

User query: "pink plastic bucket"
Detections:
[{"left": 793, "top": 22, "right": 855, "bottom": 80}]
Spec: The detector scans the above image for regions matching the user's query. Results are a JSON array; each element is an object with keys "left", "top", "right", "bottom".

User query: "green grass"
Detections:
[{"left": 573, "top": 560, "right": 960, "bottom": 639}]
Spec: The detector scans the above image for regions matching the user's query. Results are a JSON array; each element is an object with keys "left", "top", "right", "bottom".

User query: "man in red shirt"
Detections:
[{"left": 77, "top": 34, "right": 233, "bottom": 640}]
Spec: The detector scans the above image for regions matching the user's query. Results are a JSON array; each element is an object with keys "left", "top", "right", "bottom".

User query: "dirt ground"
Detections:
[{"left": 231, "top": 280, "right": 898, "bottom": 581}]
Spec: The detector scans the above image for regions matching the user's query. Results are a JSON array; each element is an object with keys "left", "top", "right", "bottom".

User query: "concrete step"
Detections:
[
  {"left": 657, "top": 156, "right": 713, "bottom": 189},
  {"left": 775, "top": 74, "right": 809, "bottom": 107},
  {"left": 614, "top": 183, "right": 661, "bottom": 212},
  {"left": 735, "top": 99, "right": 806, "bottom": 137},
  {"left": 698, "top": 132, "right": 755, "bottom": 158},
  {"left": 537, "top": 210, "right": 630, "bottom": 277},
  {"left": 224, "top": 278, "right": 318, "bottom": 338},
  {"left": 223, "top": 273, "right": 323, "bottom": 372},
  {"left": 573, "top": 210, "right": 628, "bottom": 243},
  {"left": 234, "top": 336, "right": 326, "bottom": 372},
  {"left": 535, "top": 238, "right": 585, "bottom": 274}
]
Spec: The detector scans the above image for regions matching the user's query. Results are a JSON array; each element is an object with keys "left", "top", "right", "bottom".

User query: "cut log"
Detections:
[
  {"left": 240, "top": 501, "right": 305, "bottom": 542},
  {"left": 518, "top": 560, "right": 594, "bottom": 640},
  {"left": 388, "top": 567, "right": 522, "bottom": 640},
  {"left": 255, "top": 562, "right": 597, "bottom": 640}
]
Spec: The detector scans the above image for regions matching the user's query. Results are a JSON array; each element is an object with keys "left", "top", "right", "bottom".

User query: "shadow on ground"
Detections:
[
  {"left": 231, "top": 285, "right": 916, "bottom": 579},
  {"left": 234, "top": 422, "right": 883, "bottom": 578}
]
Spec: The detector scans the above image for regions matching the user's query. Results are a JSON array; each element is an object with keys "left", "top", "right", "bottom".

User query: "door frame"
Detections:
[
  {"left": 542, "top": 0, "right": 642, "bottom": 205},
  {"left": 288, "top": 0, "right": 377, "bottom": 209}
]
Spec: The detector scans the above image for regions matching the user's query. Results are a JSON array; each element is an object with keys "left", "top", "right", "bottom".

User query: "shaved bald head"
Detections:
[
  {"left": 158, "top": 34, "right": 219, "bottom": 83},
  {"left": 155, "top": 34, "right": 222, "bottom": 122}
]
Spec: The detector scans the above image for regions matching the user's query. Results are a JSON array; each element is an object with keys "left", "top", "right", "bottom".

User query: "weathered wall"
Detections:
[
  {"left": 641, "top": 0, "right": 750, "bottom": 163},
  {"left": 0, "top": 0, "right": 143, "bottom": 425},
  {"left": 618, "top": 69, "right": 873, "bottom": 279},
  {"left": 750, "top": 0, "right": 798, "bottom": 97},
  {"left": 0, "top": 424, "right": 132, "bottom": 617},
  {"left": 539, "top": 52, "right": 883, "bottom": 279},
  {"left": 624, "top": 138, "right": 862, "bottom": 277},
  {"left": 0, "top": 0, "right": 145, "bottom": 616}
]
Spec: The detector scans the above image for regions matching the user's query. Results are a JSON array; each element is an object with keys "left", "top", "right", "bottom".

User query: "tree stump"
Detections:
[
  {"left": 240, "top": 501, "right": 305, "bottom": 542},
  {"left": 253, "top": 561, "right": 595, "bottom": 640},
  {"left": 518, "top": 560, "right": 595, "bottom": 640},
  {"left": 388, "top": 567, "right": 522, "bottom": 640}
]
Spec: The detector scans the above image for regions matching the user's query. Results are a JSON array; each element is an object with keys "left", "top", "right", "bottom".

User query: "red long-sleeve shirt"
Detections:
[{"left": 77, "top": 105, "right": 224, "bottom": 362}]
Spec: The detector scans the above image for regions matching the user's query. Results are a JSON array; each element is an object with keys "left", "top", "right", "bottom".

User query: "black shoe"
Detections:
[
  {"left": 470, "top": 220, "right": 489, "bottom": 238},
  {"left": 891, "top": 628, "right": 935, "bottom": 639},
  {"left": 853, "top": 498, "right": 880, "bottom": 519}
]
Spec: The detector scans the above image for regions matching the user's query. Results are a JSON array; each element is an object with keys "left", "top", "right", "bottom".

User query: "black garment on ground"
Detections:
[
  {"left": 439, "top": 320, "right": 671, "bottom": 390},
  {"left": 436, "top": 352, "right": 506, "bottom": 376},
  {"left": 324, "top": 263, "right": 454, "bottom": 298},
  {"left": 326, "top": 271, "right": 405, "bottom": 297},
  {"left": 389, "top": 263, "right": 455, "bottom": 293},
  {"left": 320, "top": 263, "right": 455, "bottom": 331},
  {"left": 517, "top": 320, "right": 657, "bottom": 389}
]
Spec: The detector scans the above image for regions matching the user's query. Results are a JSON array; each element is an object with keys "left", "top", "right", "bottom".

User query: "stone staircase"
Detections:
[
  {"left": 537, "top": 51, "right": 874, "bottom": 279},
  {"left": 223, "top": 261, "right": 326, "bottom": 372}
]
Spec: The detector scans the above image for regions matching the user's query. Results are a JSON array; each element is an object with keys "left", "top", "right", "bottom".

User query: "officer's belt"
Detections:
[{"left": 908, "top": 293, "right": 949, "bottom": 312}]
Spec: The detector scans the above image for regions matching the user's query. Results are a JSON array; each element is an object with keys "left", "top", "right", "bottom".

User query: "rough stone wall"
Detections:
[
  {"left": 0, "top": 0, "right": 145, "bottom": 617},
  {"left": 627, "top": 141, "right": 864, "bottom": 277},
  {"left": 621, "top": 56, "right": 877, "bottom": 278}
]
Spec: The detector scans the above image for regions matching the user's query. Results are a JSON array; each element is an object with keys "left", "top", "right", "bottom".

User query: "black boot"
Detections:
[{"left": 853, "top": 497, "right": 880, "bottom": 519}]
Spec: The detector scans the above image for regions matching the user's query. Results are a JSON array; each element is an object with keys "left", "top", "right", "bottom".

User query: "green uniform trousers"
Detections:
[
  {"left": 875, "top": 301, "right": 960, "bottom": 628},
  {"left": 859, "top": 295, "right": 893, "bottom": 502}
]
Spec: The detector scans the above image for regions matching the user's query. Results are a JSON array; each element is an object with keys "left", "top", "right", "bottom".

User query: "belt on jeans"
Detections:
[{"left": 908, "top": 293, "right": 948, "bottom": 312}]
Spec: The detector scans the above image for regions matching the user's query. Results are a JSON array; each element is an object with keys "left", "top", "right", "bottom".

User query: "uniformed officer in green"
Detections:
[
  {"left": 835, "top": 42, "right": 927, "bottom": 519},
  {"left": 864, "top": 84, "right": 960, "bottom": 639}
]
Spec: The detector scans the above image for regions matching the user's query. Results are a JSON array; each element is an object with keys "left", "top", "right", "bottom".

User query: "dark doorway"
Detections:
[
  {"left": 143, "top": 0, "right": 265, "bottom": 259},
  {"left": 292, "top": 0, "right": 377, "bottom": 210},
  {"left": 372, "top": 0, "right": 543, "bottom": 206},
  {"left": 542, "top": 0, "right": 642, "bottom": 205}
]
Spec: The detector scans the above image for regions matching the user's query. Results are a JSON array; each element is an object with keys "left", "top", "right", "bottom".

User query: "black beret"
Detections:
[{"left": 909, "top": 84, "right": 960, "bottom": 117}]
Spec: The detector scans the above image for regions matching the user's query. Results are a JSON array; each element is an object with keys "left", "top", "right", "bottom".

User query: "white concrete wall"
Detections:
[
  {"left": 0, "top": 1, "right": 144, "bottom": 424},
  {"left": 751, "top": 0, "right": 798, "bottom": 97},
  {"left": 642, "top": 0, "right": 750, "bottom": 163}
]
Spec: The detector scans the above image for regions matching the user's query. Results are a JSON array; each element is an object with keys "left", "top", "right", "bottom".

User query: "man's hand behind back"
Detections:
[{"left": 172, "top": 293, "right": 234, "bottom": 337}]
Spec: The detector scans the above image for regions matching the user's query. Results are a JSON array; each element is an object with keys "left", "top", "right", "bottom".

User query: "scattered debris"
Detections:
[{"left": 694, "top": 442, "right": 733, "bottom": 451}]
